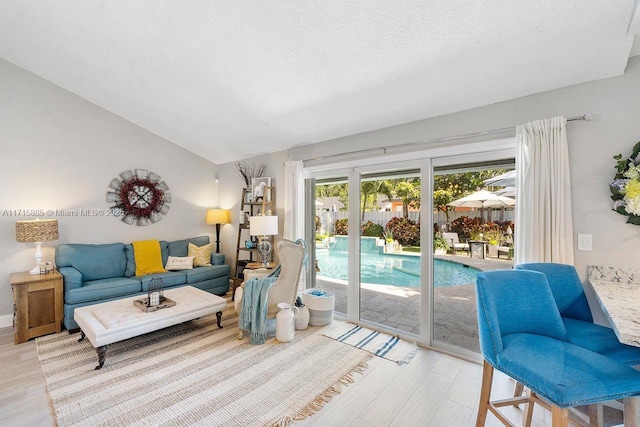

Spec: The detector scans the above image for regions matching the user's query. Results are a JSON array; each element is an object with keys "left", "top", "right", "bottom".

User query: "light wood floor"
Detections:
[{"left": 0, "top": 326, "right": 623, "bottom": 427}]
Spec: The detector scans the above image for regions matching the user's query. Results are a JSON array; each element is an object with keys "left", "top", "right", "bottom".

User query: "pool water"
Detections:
[{"left": 316, "top": 243, "right": 480, "bottom": 288}]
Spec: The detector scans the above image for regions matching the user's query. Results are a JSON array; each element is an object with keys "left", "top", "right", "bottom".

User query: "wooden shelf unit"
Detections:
[{"left": 232, "top": 186, "right": 275, "bottom": 294}]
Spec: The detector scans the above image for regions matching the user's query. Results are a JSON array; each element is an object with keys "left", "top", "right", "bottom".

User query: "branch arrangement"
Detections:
[{"left": 235, "top": 161, "right": 266, "bottom": 186}]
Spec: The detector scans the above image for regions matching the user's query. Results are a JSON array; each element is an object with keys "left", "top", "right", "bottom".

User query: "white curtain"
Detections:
[
  {"left": 283, "top": 160, "right": 307, "bottom": 289},
  {"left": 283, "top": 160, "right": 304, "bottom": 240},
  {"left": 514, "top": 116, "right": 574, "bottom": 265}
]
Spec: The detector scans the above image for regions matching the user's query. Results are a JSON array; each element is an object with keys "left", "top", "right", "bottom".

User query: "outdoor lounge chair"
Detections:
[{"left": 442, "top": 232, "right": 469, "bottom": 254}]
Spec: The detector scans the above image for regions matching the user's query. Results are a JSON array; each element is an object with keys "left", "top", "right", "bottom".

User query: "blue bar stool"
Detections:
[{"left": 475, "top": 270, "right": 640, "bottom": 426}]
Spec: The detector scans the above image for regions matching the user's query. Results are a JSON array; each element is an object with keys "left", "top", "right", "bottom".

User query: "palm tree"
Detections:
[{"left": 360, "top": 180, "right": 384, "bottom": 220}]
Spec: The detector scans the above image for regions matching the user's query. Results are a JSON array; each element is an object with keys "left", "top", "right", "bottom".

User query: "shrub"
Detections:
[
  {"left": 385, "top": 217, "right": 420, "bottom": 246},
  {"left": 450, "top": 216, "right": 482, "bottom": 239},
  {"left": 361, "top": 221, "right": 383, "bottom": 237},
  {"left": 334, "top": 218, "right": 348, "bottom": 235}
]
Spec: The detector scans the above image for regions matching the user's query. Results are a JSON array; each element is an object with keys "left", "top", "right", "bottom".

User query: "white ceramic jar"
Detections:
[{"left": 276, "top": 303, "right": 298, "bottom": 343}]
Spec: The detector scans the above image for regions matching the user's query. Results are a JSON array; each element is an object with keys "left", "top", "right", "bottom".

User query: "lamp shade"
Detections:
[
  {"left": 250, "top": 215, "right": 278, "bottom": 236},
  {"left": 16, "top": 219, "right": 59, "bottom": 243},
  {"left": 206, "top": 209, "right": 230, "bottom": 225}
]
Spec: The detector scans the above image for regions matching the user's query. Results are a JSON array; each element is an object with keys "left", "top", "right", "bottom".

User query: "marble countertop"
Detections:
[{"left": 589, "top": 279, "right": 640, "bottom": 347}]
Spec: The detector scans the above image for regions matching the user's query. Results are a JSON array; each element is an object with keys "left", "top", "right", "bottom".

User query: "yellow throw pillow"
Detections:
[
  {"left": 188, "top": 242, "right": 212, "bottom": 267},
  {"left": 132, "top": 240, "right": 167, "bottom": 276}
]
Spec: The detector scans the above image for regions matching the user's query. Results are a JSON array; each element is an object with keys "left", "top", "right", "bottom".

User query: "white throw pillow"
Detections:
[{"left": 165, "top": 256, "right": 194, "bottom": 271}]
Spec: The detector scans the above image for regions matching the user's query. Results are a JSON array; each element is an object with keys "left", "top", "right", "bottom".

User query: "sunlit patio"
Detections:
[{"left": 316, "top": 254, "right": 513, "bottom": 353}]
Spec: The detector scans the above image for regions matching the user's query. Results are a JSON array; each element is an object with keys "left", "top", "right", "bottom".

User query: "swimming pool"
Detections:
[{"left": 316, "top": 237, "right": 480, "bottom": 288}]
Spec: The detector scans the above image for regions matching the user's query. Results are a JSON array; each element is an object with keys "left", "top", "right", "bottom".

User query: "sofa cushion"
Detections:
[
  {"left": 139, "top": 271, "right": 187, "bottom": 291},
  {"left": 66, "top": 277, "right": 141, "bottom": 304},
  {"left": 165, "top": 256, "right": 194, "bottom": 271},
  {"left": 188, "top": 242, "right": 212, "bottom": 267},
  {"left": 56, "top": 243, "right": 127, "bottom": 281},
  {"left": 184, "top": 264, "right": 229, "bottom": 284},
  {"left": 168, "top": 236, "right": 210, "bottom": 257}
]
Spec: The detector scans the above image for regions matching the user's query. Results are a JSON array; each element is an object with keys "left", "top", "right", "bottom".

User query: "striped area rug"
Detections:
[
  {"left": 36, "top": 300, "right": 370, "bottom": 427},
  {"left": 323, "top": 322, "right": 418, "bottom": 365}
]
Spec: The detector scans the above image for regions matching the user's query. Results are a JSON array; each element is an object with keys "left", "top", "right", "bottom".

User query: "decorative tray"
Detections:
[{"left": 133, "top": 296, "right": 176, "bottom": 312}]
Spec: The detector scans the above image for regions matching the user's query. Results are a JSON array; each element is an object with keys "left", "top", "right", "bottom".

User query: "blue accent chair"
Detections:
[
  {"left": 475, "top": 270, "right": 640, "bottom": 426},
  {"left": 515, "top": 262, "right": 640, "bottom": 365}
]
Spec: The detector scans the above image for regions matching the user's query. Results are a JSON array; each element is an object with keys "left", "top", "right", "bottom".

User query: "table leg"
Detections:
[
  {"left": 624, "top": 397, "right": 640, "bottom": 427},
  {"left": 95, "top": 345, "right": 108, "bottom": 370},
  {"left": 216, "top": 311, "right": 223, "bottom": 329}
]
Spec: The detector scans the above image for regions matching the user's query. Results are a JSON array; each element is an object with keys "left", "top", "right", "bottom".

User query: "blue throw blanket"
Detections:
[{"left": 238, "top": 265, "right": 281, "bottom": 345}]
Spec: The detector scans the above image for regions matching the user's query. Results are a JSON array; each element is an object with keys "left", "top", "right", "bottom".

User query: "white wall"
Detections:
[
  {"left": 0, "top": 58, "right": 219, "bottom": 320},
  {"left": 231, "top": 56, "right": 640, "bottom": 323}
]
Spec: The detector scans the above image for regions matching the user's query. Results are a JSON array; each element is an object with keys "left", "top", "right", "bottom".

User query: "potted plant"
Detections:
[
  {"left": 383, "top": 228, "right": 394, "bottom": 243},
  {"left": 484, "top": 228, "right": 503, "bottom": 258},
  {"left": 434, "top": 233, "right": 450, "bottom": 255}
]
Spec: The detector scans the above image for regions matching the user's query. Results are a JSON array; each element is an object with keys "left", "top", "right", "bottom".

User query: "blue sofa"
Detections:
[{"left": 55, "top": 236, "right": 230, "bottom": 330}]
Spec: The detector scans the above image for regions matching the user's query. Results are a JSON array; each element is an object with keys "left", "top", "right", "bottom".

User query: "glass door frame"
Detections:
[{"left": 303, "top": 138, "right": 516, "bottom": 361}]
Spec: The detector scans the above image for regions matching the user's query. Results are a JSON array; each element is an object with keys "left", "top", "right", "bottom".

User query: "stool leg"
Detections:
[
  {"left": 523, "top": 389, "right": 534, "bottom": 427},
  {"left": 624, "top": 397, "right": 640, "bottom": 427},
  {"left": 476, "top": 360, "right": 493, "bottom": 427},
  {"left": 514, "top": 382, "right": 524, "bottom": 398},
  {"left": 551, "top": 405, "right": 569, "bottom": 427},
  {"left": 589, "top": 403, "right": 603, "bottom": 427}
]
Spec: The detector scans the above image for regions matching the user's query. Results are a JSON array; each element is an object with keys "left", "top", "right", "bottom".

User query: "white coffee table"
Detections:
[{"left": 74, "top": 286, "right": 227, "bottom": 369}]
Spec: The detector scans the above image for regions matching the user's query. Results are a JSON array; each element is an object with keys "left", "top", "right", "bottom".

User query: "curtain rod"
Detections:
[{"left": 304, "top": 113, "right": 592, "bottom": 165}]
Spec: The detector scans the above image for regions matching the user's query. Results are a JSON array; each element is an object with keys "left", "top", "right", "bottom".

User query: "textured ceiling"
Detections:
[{"left": 1, "top": 1, "right": 638, "bottom": 164}]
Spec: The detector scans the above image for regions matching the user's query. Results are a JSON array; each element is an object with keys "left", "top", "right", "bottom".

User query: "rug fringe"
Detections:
[
  {"left": 398, "top": 344, "right": 419, "bottom": 365},
  {"left": 268, "top": 356, "right": 372, "bottom": 427}
]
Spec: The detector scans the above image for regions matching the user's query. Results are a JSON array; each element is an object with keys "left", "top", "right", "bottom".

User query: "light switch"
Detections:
[{"left": 577, "top": 234, "right": 592, "bottom": 251}]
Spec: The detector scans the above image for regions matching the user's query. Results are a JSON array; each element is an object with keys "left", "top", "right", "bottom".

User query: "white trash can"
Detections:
[{"left": 301, "top": 288, "right": 335, "bottom": 326}]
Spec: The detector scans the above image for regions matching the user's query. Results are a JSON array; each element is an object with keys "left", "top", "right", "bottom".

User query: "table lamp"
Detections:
[
  {"left": 206, "top": 208, "right": 231, "bottom": 253},
  {"left": 249, "top": 215, "right": 278, "bottom": 266},
  {"left": 16, "top": 218, "right": 59, "bottom": 274}
]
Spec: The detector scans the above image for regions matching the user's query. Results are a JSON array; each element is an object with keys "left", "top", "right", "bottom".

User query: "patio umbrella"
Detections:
[
  {"left": 448, "top": 189, "right": 515, "bottom": 208},
  {"left": 495, "top": 186, "right": 516, "bottom": 197},
  {"left": 484, "top": 170, "right": 516, "bottom": 187},
  {"left": 448, "top": 189, "right": 515, "bottom": 222}
]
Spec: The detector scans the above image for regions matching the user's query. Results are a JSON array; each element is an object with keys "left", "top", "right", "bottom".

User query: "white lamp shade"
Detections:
[{"left": 250, "top": 215, "right": 278, "bottom": 236}]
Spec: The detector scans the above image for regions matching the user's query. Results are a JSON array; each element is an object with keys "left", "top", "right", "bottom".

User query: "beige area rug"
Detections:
[{"left": 36, "top": 300, "right": 370, "bottom": 427}]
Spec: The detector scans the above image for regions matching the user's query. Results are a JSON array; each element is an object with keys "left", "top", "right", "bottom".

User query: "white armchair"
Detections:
[{"left": 234, "top": 238, "right": 307, "bottom": 339}]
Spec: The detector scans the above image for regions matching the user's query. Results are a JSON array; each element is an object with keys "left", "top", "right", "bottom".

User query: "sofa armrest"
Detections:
[
  {"left": 59, "top": 266, "right": 83, "bottom": 290},
  {"left": 210, "top": 253, "right": 225, "bottom": 265}
]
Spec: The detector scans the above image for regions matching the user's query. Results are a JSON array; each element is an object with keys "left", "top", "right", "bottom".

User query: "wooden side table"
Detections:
[{"left": 10, "top": 270, "right": 63, "bottom": 344}]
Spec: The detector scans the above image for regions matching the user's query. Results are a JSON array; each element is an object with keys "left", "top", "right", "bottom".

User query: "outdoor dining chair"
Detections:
[{"left": 475, "top": 269, "right": 640, "bottom": 426}]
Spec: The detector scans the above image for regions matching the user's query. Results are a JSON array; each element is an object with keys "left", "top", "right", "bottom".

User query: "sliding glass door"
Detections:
[
  {"left": 312, "top": 176, "right": 349, "bottom": 317},
  {"left": 358, "top": 169, "right": 421, "bottom": 335},
  {"left": 304, "top": 140, "right": 515, "bottom": 359},
  {"left": 430, "top": 157, "right": 515, "bottom": 355}
]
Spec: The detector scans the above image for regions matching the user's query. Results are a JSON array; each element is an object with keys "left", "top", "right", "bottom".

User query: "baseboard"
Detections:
[{"left": 0, "top": 314, "right": 13, "bottom": 329}]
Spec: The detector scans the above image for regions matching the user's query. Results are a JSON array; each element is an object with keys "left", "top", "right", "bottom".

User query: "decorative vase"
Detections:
[
  {"left": 276, "top": 303, "right": 298, "bottom": 343},
  {"left": 294, "top": 304, "right": 310, "bottom": 330}
]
